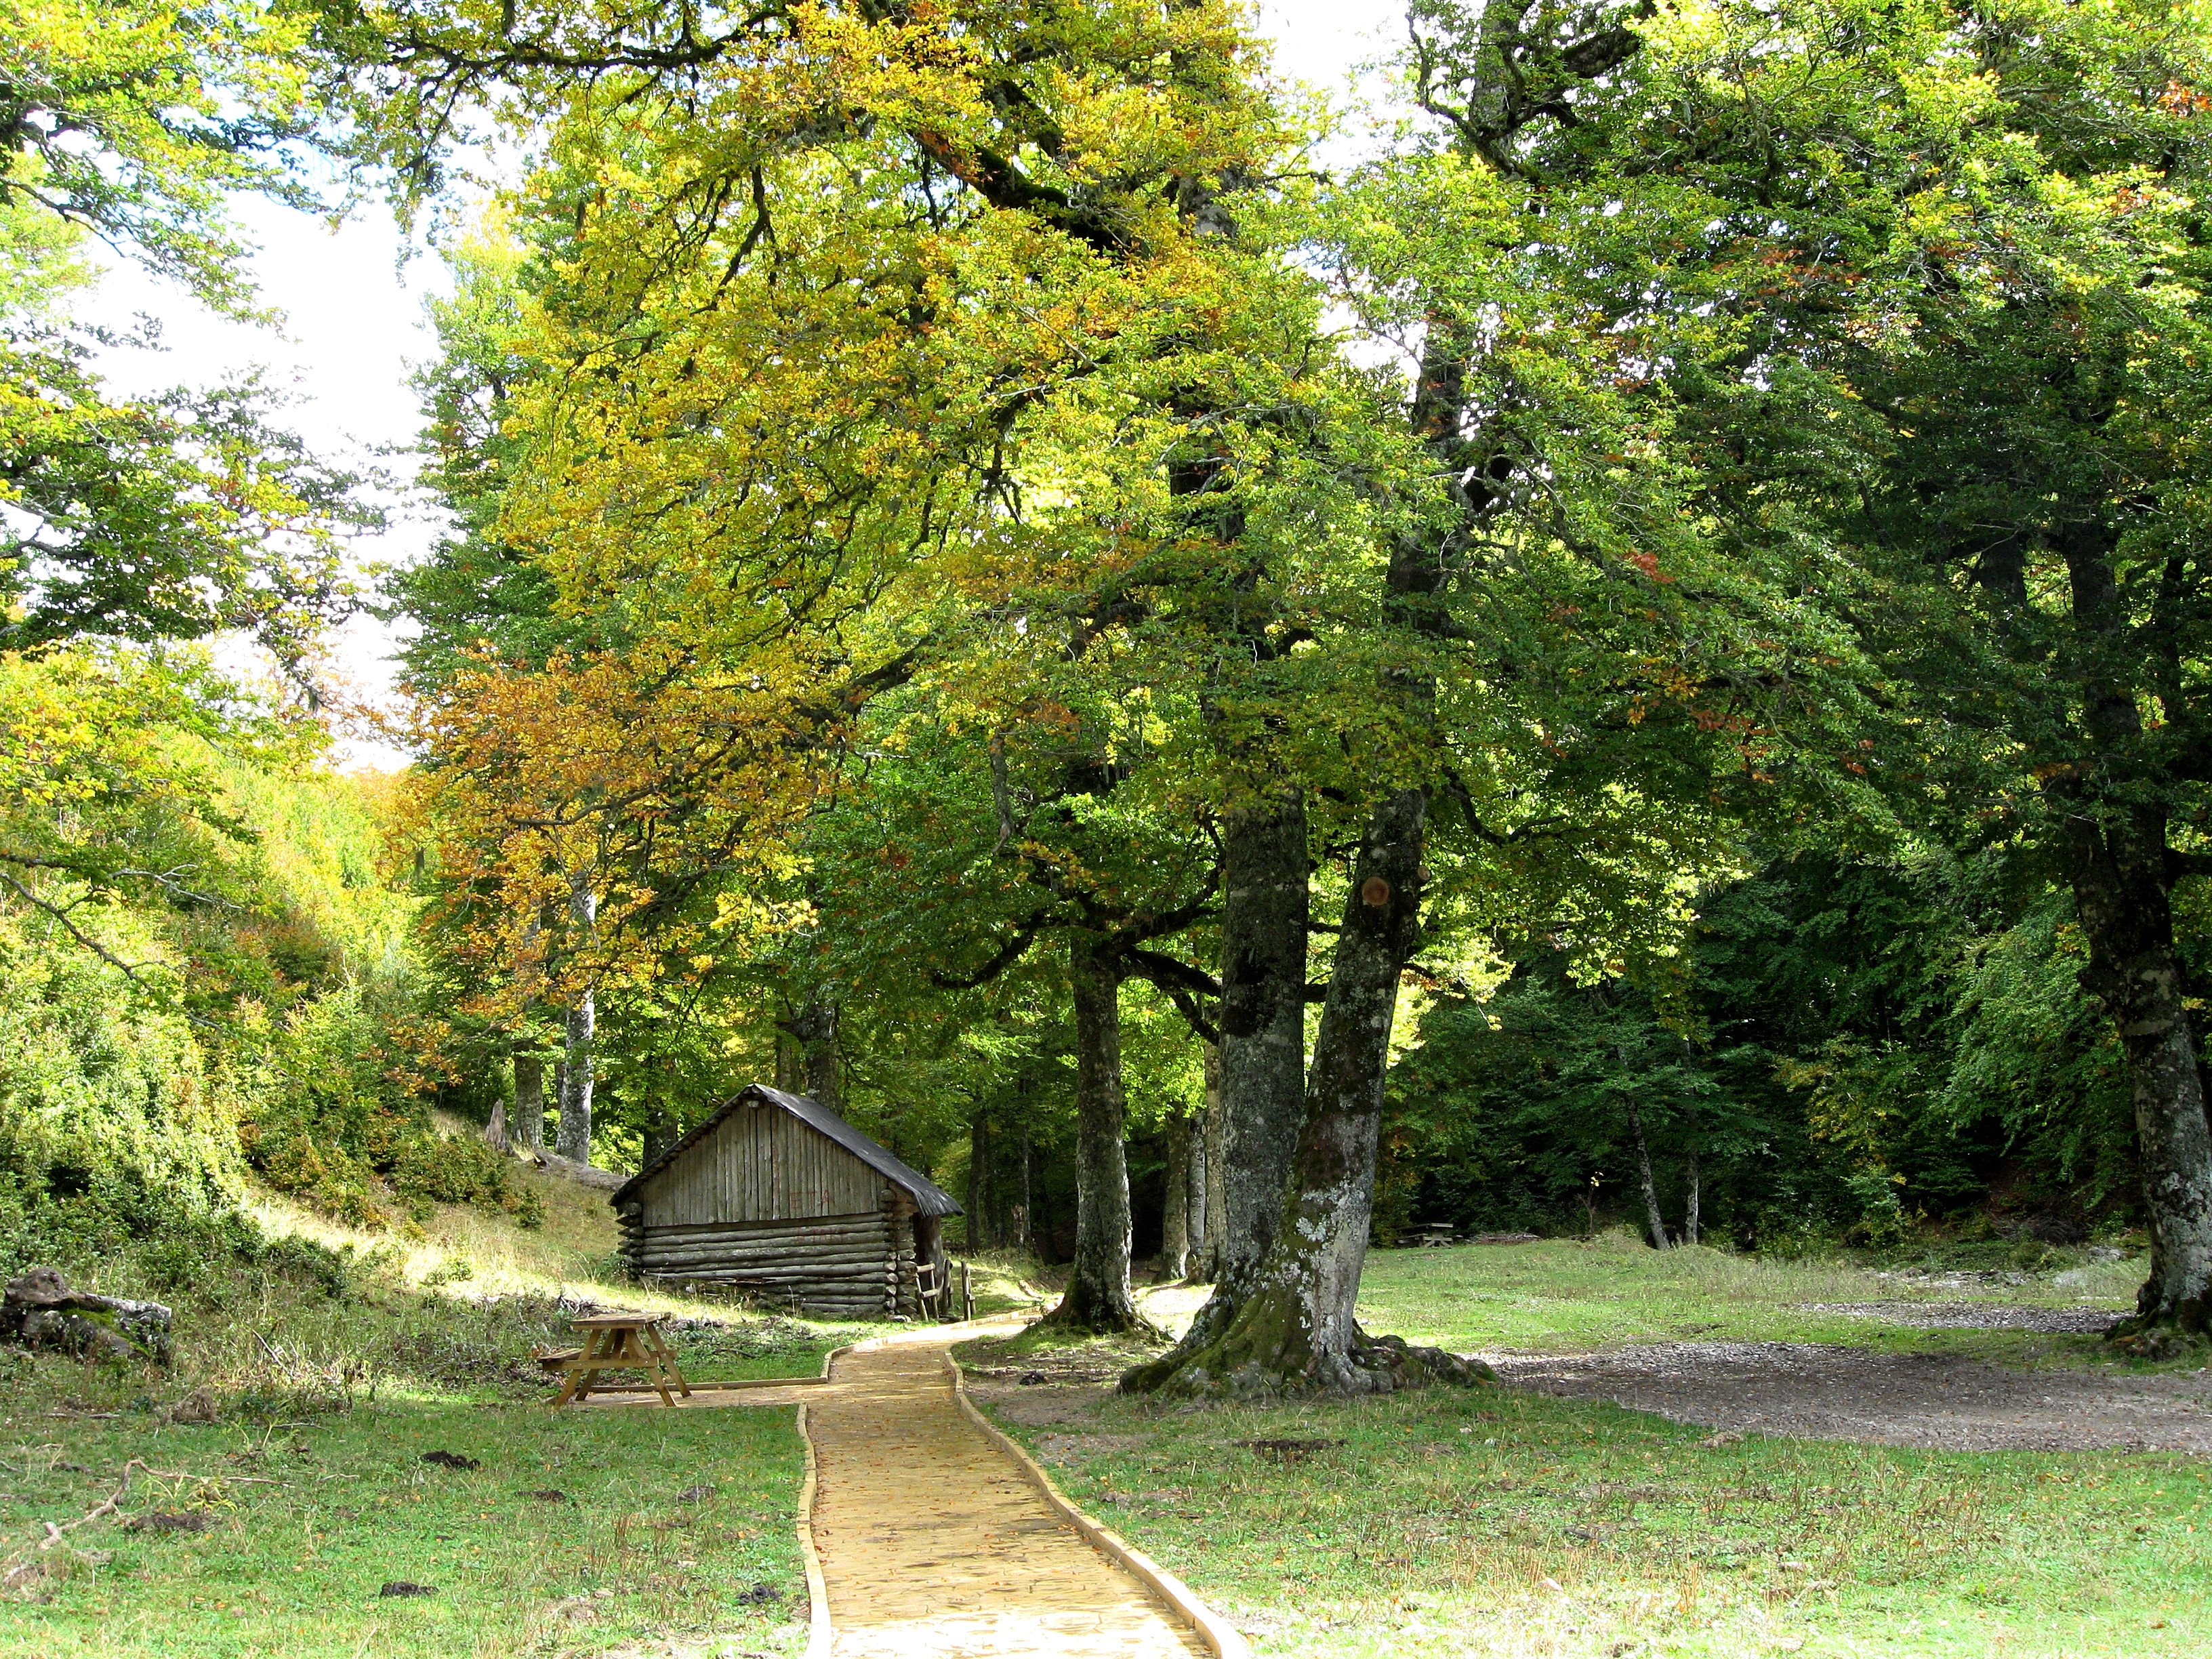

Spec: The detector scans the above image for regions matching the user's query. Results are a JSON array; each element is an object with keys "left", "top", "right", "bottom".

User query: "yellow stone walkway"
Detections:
[{"left": 804, "top": 1324, "right": 1211, "bottom": 1658}]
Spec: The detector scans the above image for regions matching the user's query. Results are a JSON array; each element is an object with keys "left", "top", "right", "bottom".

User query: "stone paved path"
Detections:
[{"left": 805, "top": 1324, "right": 1209, "bottom": 1658}]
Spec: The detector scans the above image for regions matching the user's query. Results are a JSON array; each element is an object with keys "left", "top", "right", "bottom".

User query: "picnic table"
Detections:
[
  {"left": 540, "top": 1313, "right": 693, "bottom": 1407},
  {"left": 1410, "top": 1221, "right": 1460, "bottom": 1248}
]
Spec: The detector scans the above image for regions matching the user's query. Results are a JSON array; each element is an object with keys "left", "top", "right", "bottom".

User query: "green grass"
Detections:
[
  {"left": 960, "top": 1237, "right": 2207, "bottom": 1658},
  {"left": 0, "top": 1166, "right": 876, "bottom": 1656},
  {"left": 975, "top": 1366, "right": 2212, "bottom": 1659},
  {"left": 0, "top": 1398, "right": 807, "bottom": 1658},
  {"left": 1349, "top": 1231, "right": 2148, "bottom": 1368}
]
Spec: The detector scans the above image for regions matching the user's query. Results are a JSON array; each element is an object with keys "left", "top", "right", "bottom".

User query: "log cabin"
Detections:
[{"left": 608, "top": 1084, "right": 960, "bottom": 1319}]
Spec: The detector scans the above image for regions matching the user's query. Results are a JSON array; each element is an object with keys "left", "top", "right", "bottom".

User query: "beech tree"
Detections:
[
  {"left": 319, "top": 0, "right": 1422, "bottom": 1319},
  {"left": 1334, "top": 0, "right": 2212, "bottom": 1349},
  {"left": 3, "top": 0, "right": 367, "bottom": 955},
  {"left": 1130, "top": 0, "right": 1898, "bottom": 1395}
]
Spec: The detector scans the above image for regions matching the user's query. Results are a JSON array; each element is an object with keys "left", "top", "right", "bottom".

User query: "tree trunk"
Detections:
[
  {"left": 1123, "top": 794, "right": 1307, "bottom": 1376},
  {"left": 1624, "top": 1092, "right": 1672, "bottom": 1250},
  {"left": 1198, "top": 1046, "right": 1225, "bottom": 1281},
  {"left": 968, "top": 1111, "right": 990, "bottom": 1252},
  {"left": 806, "top": 999, "right": 842, "bottom": 1116},
  {"left": 2068, "top": 814, "right": 2212, "bottom": 1340},
  {"left": 555, "top": 880, "right": 597, "bottom": 1166},
  {"left": 1124, "top": 314, "right": 1496, "bottom": 1397},
  {"left": 512, "top": 1053, "right": 546, "bottom": 1152},
  {"left": 641, "top": 1107, "right": 673, "bottom": 1171},
  {"left": 556, "top": 991, "right": 594, "bottom": 1164},
  {"left": 1018, "top": 1120, "right": 1035, "bottom": 1259},
  {"left": 1160, "top": 1109, "right": 1192, "bottom": 1281},
  {"left": 2054, "top": 520, "right": 2212, "bottom": 1347},
  {"left": 1126, "top": 790, "right": 1480, "bottom": 1395},
  {"left": 485, "top": 1094, "right": 510, "bottom": 1153},
  {"left": 1187, "top": 1090, "right": 1210, "bottom": 1279},
  {"left": 1040, "top": 935, "right": 1147, "bottom": 1332},
  {"left": 781, "top": 996, "right": 842, "bottom": 1114},
  {"left": 1683, "top": 1128, "right": 1702, "bottom": 1248}
]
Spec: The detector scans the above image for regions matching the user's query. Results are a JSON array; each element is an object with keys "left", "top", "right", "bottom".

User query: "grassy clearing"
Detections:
[
  {"left": 3, "top": 1160, "right": 932, "bottom": 1657},
  {"left": 1347, "top": 1232, "right": 2151, "bottom": 1370},
  {"left": 0, "top": 1397, "right": 806, "bottom": 1658},
  {"left": 970, "top": 1345, "right": 2211, "bottom": 1659},
  {"left": 2, "top": 1155, "right": 1055, "bottom": 1655},
  {"left": 962, "top": 1239, "right": 2207, "bottom": 1658}
]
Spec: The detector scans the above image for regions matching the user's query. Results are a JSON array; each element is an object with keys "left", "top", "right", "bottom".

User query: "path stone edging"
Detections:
[
  {"left": 794, "top": 1401, "right": 834, "bottom": 1659},
  {"left": 942, "top": 1351, "right": 1252, "bottom": 1659}
]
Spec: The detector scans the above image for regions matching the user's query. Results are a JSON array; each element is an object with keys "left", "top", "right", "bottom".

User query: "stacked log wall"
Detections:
[
  {"left": 886, "top": 1192, "right": 918, "bottom": 1319},
  {"left": 632, "top": 1204, "right": 899, "bottom": 1316},
  {"left": 626, "top": 1099, "right": 951, "bottom": 1319}
]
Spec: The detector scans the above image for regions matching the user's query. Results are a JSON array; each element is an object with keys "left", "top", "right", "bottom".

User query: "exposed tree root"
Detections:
[
  {"left": 1122, "top": 1319, "right": 1493, "bottom": 1399},
  {"left": 2107, "top": 1300, "right": 2209, "bottom": 1360},
  {"left": 1031, "top": 1286, "right": 1165, "bottom": 1342}
]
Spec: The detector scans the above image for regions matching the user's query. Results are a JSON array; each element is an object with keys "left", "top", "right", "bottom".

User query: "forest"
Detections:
[{"left": 11, "top": 0, "right": 2212, "bottom": 1392}]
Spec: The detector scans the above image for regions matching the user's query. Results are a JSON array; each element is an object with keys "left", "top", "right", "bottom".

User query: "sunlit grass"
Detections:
[
  {"left": 1348, "top": 1232, "right": 2146, "bottom": 1367},
  {"left": 0, "top": 1168, "right": 853, "bottom": 1656},
  {"left": 987, "top": 1371, "right": 2212, "bottom": 1659},
  {"left": 981, "top": 1240, "right": 2202, "bottom": 1657},
  {"left": 0, "top": 1396, "right": 808, "bottom": 1658}
]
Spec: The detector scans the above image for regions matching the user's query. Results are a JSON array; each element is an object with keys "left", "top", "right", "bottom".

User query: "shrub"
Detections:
[
  {"left": 387, "top": 1131, "right": 543, "bottom": 1227},
  {"left": 248, "top": 1130, "right": 398, "bottom": 1230},
  {"left": 0, "top": 910, "right": 242, "bottom": 1277}
]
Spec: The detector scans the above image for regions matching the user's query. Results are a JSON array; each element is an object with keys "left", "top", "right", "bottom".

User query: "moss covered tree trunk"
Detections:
[
  {"left": 1193, "top": 1039, "right": 1224, "bottom": 1281},
  {"left": 1041, "top": 934, "right": 1145, "bottom": 1332},
  {"left": 1122, "top": 794, "right": 1307, "bottom": 1380},
  {"left": 1126, "top": 790, "right": 1479, "bottom": 1395},
  {"left": 1126, "top": 312, "right": 1492, "bottom": 1397},
  {"left": 2053, "top": 523, "right": 2212, "bottom": 1349},
  {"left": 510, "top": 1053, "right": 546, "bottom": 1151}
]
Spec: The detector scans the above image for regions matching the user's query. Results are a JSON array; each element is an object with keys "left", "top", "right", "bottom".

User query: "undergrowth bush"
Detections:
[
  {"left": 388, "top": 1131, "right": 545, "bottom": 1226},
  {"left": 248, "top": 1127, "right": 546, "bottom": 1232},
  {"left": 0, "top": 910, "right": 243, "bottom": 1273}
]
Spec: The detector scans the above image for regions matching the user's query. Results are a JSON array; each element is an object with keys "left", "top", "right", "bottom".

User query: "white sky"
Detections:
[{"left": 86, "top": 0, "right": 1401, "bottom": 769}]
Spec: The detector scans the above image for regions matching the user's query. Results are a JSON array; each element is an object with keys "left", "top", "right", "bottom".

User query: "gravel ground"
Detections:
[
  {"left": 1797, "top": 1300, "right": 2127, "bottom": 1333},
  {"left": 1488, "top": 1341, "right": 2212, "bottom": 1453}
]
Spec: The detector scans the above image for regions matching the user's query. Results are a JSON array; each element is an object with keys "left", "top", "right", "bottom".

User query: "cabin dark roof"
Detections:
[{"left": 609, "top": 1084, "right": 962, "bottom": 1217}]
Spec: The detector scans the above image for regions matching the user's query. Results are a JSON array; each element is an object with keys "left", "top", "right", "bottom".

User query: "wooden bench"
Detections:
[{"left": 545, "top": 1314, "right": 692, "bottom": 1407}]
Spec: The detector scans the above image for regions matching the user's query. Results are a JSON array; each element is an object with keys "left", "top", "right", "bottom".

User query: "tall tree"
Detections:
[{"left": 1476, "top": 0, "right": 2212, "bottom": 1346}]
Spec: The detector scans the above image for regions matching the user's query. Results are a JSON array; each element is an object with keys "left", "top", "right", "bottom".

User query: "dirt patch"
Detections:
[
  {"left": 1488, "top": 1340, "right": 2212, "bottom": 1453},
  {"left": 964, "top": 1376, "right": 1118, "bottom": 1429},
  {"left": 1033, "top": 1432, "right": 1154, "bottom": 1462},
  {"left": 1798, "top": 1300, "right": 2126, "bottom": 1333}
]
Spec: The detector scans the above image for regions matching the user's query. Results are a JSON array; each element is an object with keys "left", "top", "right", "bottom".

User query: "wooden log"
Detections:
[
  {"left": 637, "top": 1247, "right": 893, "bottom": 1274},
  {"left": 642, "top": 1277, "right": 893, "bottom": 1294},
  {"left": 634, "top": 1215, "right": 888, "bottom": 1242},
  {"left": 634, "top": 1233, "right": 888, "bottom": 1254},
  {"left": 637, "top": 1221, "right": 884, "bottom": 1247},
  {"left": 636, "top": 1240, "right": 889, "bottom": 1258},
  {"left": 636, "top": 1238, "right": 891, "bottom": 1258},
  {"left": 638, "top": 1267, "right": 893, "bottom": 1284},
  {"left": 636, "top": 1242, "right": 887, "bottom": 1264},
  {"left": 638, "top": 1229, "right": 890, "bottom": 1252},
  {"left": 637, "top": 1247, "right": 884, "bottom": 1274}
]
